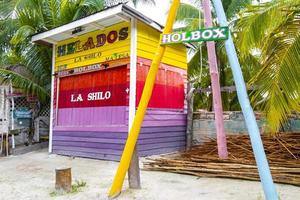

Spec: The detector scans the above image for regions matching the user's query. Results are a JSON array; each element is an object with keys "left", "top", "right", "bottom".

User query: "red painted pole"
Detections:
[{"left": 202, "top": 0, "right": 228, "bottom": 159}]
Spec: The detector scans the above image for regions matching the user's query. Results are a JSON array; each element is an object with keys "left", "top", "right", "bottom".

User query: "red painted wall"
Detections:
[
  {"left": 58, "top": 66, "right": 128, "bottom": 108},
  {"left": 136, "top": 58, "right": 185, "bottom": 109}
]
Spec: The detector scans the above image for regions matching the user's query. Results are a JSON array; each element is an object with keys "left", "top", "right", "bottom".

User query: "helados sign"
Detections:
[{"left": 161, "top": 27, "right": 229, "bottom": 45}]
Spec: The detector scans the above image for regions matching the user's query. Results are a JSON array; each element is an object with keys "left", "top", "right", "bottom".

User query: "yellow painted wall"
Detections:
[
  {"left": 55, "top": 22, "right": 130, "bottom": 72},
  {"left": 55, "top": 21, "right": 187, "bottom": 72},
  {"left": 137, "top": 21, "right": 187, "bottom": 69}
]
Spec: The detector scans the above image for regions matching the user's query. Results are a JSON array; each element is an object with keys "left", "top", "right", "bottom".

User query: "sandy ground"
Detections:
[{"left": 0, "top": 150, "right": 299, "bottom": 200}]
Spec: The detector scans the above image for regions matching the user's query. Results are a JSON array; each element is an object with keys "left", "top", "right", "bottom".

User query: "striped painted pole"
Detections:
[
  {"left": 202, "top": 0, "right": 228, "bottom": 159},
  {"left": 211, "top": 0, "right": 278, "bottom": 199}
]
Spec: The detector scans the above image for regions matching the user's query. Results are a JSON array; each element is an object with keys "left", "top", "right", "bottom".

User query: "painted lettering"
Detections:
[
  {"left": 57, "top": 45, "right": 66, "bottom": 57},
  {"left": 74, "top": 57, "right": 82, "bottom": 63},
  {"left": 107, "top": 31, "right": 118, "bottom": 43},
  {"left": 181, "top": 32, "right": 191, "bottom": 42},
  {"left": 161, "top": 27, "right": 229, "bottom": 44},
  {"left": 96, "top": 34, "right": 106, "bottom": 47},
  {"left": 75, "top": 40, "right": 83, "bottom": 52},
  {"left": 213, "top": 28, "right": 226, "bottom": 38},
  {"left": 162, "top": 34, "right": 172, "bottom": 44},
  {"left": 171, "top": 33, "right": 181, "bottom": 42},
  {"left": 83, "top": 37, "right": 95, "bottom": 50},
  {"left": 191, "top": 31, "right": 201, "bottom": 41},
  {"left": 202, "top": 30, "right": 213, "bottom": 39},
  {"left": 57, "top": 27, "right": 129, "bottom": 57},
  {"left": 119, "top": 27, "right": 129, "bottom": 40},
  {"left": 105, "top": 52, "right": 129, "bottom": 62},
  {"left": 71, "top": 94, "right": 83, "bottom": 102},
  {"left": 67, "top": 42, "right": 76, "bottom": 55},
  {"left": 87, "top": 91, "right": 111, "bottom": 101},
  {"left": 74, "top": 52, "right": 102, "bottom": 63}
]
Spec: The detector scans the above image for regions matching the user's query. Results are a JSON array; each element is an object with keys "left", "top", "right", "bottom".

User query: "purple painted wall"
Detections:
[
  {"left": 57, "top": 106, "right": 127, "bottom": 126},
  {"left": 53, "top": 108, "right": 186, "bottom": 161},
  {"left": 52, "top": 124, "right": 186, "bottom": 161},
  {"left": 52, "top": 60, "right": 187, "bottom": 161}
]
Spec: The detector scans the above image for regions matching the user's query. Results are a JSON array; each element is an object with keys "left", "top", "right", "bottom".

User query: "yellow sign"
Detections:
[{"left": 55, "top": 22, "right": 130, "bottom": 71}]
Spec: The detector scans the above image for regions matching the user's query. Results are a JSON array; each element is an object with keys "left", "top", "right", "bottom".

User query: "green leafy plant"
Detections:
[
  {"left": 49, "top": 179, "right": 87, "bottom": 197},
  {"left": 71, "top": 180, "right": 87, "bottom": 194}
]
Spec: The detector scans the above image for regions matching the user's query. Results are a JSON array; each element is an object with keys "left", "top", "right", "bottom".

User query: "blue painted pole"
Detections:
[{"left": 211, "top": 0, "right": 278, "bottom": 199}]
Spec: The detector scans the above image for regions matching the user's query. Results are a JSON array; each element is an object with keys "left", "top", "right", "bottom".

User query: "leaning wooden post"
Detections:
[
  {"left": 202, "top": 0, "right": 228, "bottom": 159},
  {"left": 186, "top": 82, "right": 195, "bottom": 150},
  {"left": 55, "top": 167, "right": 72, "bottom": 193},
  {"left": 211, "top": 0, "right": 278, "bottom": 199},
  {"left": 108, "top": 1, "right": 180, "bottom": 198},
  {"left": 128, "top": 147, "right": 141, "bottom": 189}
]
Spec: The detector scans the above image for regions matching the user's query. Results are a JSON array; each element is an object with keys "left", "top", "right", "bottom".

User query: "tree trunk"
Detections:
[{"left": 55, "top": 167, "right": 72, "bottom": 192}]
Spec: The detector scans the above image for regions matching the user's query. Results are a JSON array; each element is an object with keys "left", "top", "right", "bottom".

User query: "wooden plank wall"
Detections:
[
  {"left": 52, "top": 64, "right": 130, "bottom": 160},
  {"left": 55, "top": 22, "right": 130, "bottom": 71},
  {"left": 133, "top": 57, "right": 188, "bottom": 156},
  {"left": 135, "top": 20, "right": 188, "bottom": 155},
  {"left": 137, "top": 21, "right": 187, "bottom": 70}
]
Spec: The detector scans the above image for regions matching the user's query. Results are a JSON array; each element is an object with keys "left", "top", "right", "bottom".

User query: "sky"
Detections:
[
  {"left": 135, "top": 0, "right": 271, "bottom": 25},
  {"left": 136, "top": 0, "right": 183, "bottom": 25}
]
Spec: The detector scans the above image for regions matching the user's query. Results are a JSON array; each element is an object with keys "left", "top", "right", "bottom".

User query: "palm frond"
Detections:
[
  {"left": 0, "top": 68, "right": 50, "bottom": 102},
  {"left": 43, "top": 0, "right": 61, "bottom": 28},
  {"left": 225, "top": 0, "right": 251, "bottom": 18},
  {"left": 11, "top": 25, "right": 35, "bottom": 45},
  {"left": 176, "top": 3, "right": 200, "bottom": 23},
  {"left": 74, "top": 0, "right": 105, "bottom": 20},
  {"left": 132, "top": 0, "right": 155, "bottom": 7},
  {"left": 0, "top": 0, "right": 18, "bottom": 19},
  {"left": 235, "top": 0, "right": 299, "bottom": 54},
  {"left": 248, "top": 4, "right": 300, "bottom": 132}
]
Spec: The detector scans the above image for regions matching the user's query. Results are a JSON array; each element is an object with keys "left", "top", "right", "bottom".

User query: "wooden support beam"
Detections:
[
  {"left": 128, "top": 147, "right": 141, "bottom": 189},
  {"left": 195, "top": 85, "right": 256, "bottom": 93},
  {"left": 203, "top": 0, "right": 228, "bottom": 159},
  {"left": 186, "top": 83, "right": 194, "bottom": 150}
]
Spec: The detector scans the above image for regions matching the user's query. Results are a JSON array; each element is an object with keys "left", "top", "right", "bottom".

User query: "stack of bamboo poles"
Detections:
[{"left": 143, "top": 133, "right": 300, "bottom": 186}]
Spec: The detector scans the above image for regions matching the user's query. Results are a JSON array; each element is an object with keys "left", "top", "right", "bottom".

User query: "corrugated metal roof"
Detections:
[{"left": 31, "top": 4, "right": 163, "bottom": 45}]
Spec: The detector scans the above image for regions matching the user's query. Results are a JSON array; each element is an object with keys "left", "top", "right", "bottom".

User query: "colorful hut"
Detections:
[{"left": 32, "top": 4, "right": 187, "bottom": 160}]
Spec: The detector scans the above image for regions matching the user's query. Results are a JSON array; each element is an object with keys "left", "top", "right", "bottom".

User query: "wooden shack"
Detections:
[{"left": 32, "top": 4, "right": 187, "bottom": 160}]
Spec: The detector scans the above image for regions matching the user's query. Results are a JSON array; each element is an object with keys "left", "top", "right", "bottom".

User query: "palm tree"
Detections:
[
  {"left": 236, "top": 0, "right": 300, "bottom": 132},
  {"left": 0, "top": 0, "right": 106, "bottom": 101},
  {"left": 0, "top": 0, "right": 156, "bottom": 101}
]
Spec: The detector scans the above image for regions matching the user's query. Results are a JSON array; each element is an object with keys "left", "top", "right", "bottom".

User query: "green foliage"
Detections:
[
  {"left": 176, "top": 0, "right": 252, "bottom": 111},
  {"left": 0, "top": 68, "right": 49, "bottom": 101},
  {"left": 71, "top": 179, "right": 87, "bottom": 193},
  {"left": 0, "top": 0, "right": 154, "bottom": 101},
  {"left": 132, "top": 0, "right": 155, "bottom": 7},
  {"left": 176, "top": 3, "right": 201, "bottom": 30},
  {"left": 49, "top": 179, "right": 87, "bottom": 197},
  {"left": 177, "top": 0, "right": 300, "bottom": 132},
  {"left": 0, "top": 0, "right": 106, "bottom": 102},
  {"left": 236, "top": 0, "right": 300, "bottom": 132},
  {"left": 222, "top": 0, "right": 251, "bottom": 18}
]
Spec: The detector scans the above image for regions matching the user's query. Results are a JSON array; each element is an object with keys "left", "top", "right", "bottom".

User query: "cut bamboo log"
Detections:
[{"left": 143, "top": 133, "right": 300, "bottom": 186}]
